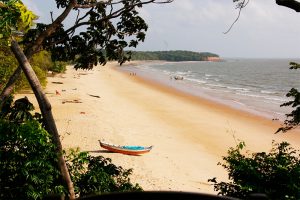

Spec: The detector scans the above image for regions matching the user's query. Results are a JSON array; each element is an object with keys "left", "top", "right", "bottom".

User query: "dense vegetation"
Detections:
[
  {"left": 0, "top": 97, "right": 142, "bottom": 199},
  {"left": 209, "top": 141, "right": 300, "bottom": 199},
  {"left": 129, "top": 50, "right": 219, "bottom": 61},
  {"left": 0, "top": 48, "right": 66, "bottom": 92}
]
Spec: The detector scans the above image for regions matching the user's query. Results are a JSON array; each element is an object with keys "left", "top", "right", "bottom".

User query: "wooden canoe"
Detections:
[{"left": 98, "top": 140, "right": 153, "bottom": 155}]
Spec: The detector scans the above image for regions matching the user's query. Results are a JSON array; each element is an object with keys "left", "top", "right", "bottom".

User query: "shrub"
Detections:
[
  {"left": 0, "top": 48, "right": 55, "bottom": 92},
  {"left": 0, "top": 120, "right": 65, "bottom": 200},
  {"left": 66, "top": 148, "right": 142, "bottom": 197},
  {"left": 30, "top": 50, "right": 53, "bottom": 72},
  {"left": 209, "top": 141, "right": 300, "bottom": 199},
  {"left": 0, "top": 47, "right": 18, "bottom": 91},
  {"left": 50, "top": 61, "right": 67, "bottom": 73}
]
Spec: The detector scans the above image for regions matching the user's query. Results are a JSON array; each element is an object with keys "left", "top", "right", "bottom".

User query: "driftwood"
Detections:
[
  {"left": 52, "top": 81, "right": 63, "bottom": 84},
  {"left": 88, "top": 94, "right": 101, "bottom": 98},
  {"left": 62, "top": 99, "right": 82, "bottom": 104}
]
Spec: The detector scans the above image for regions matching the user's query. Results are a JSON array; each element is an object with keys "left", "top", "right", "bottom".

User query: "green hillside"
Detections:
[{"left": 129, "top": 50, "right": 219, "bottom": 61}]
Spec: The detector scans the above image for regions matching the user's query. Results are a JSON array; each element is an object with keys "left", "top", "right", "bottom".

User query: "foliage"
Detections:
[
  {"left": 50, "top": 61, "right": 67, "bottom": 73},
  {"left": 0, "top": 46, "right": 18, "bottom": 91},
  {"left": 0, "top": 119, "right": 65, "bottom": 200},
  {"left": 209, "top": 141, "right": 300, "bottom": 199},
  {"left": 0, "top": 48, "right": 57, "bottom": 91},
  {"left": 20, "top": 1, "right": 174, "bottom": 70},
  {"left": 66, "top": 148, "right": 142, "bottom": 197},
  {"left": 30, "top": 50, "right": 68, "bottom": 73},
  {"left": 30, "top": 50, "right": 53, "bottom": 72},
  {"left": 0, "top": 95, "right": 42, "bottom": 123},
  {"left": 277, "top": 62, "right": 300, "bottom": 133},
  {"left": 130, "top": 50, "right": 219, "bottom": 61},
  {"left": 0, "top": 0, "right": 37, "bottom": 40}
]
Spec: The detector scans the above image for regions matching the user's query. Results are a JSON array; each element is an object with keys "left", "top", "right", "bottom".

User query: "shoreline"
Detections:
[
  {"left": 16, "top": 61, "right": 300, "bottom": 194},
  {"left": 115, "top": 61, "right": 300, "bottom": 148},
  {"left": 120, "top": 60, "right": 293, "bottom": 121},
  {"left": 118, "top": 61, "right": 284, "bottom": 125}
]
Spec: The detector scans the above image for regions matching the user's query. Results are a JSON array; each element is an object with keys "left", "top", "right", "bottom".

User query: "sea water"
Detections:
[{"left": 122, "top": 59, "right": 300, "bottom": 120}]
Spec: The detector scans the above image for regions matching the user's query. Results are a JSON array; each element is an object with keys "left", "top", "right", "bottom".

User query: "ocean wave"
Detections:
[
  {"left": 227, "top": 86, "right": 250, "bottom": 92},
  {"left": 263, "top": 96, "right": 287, "bottom": 102},
  {"left": 260, "top": 90, "right": 279, "bottom": 95},
  {"left": 236, "top": 92, "right": 287, "bottom": 102},
  {"left": 206, "top": 83, "right": 227, "bottom": 88},
  {"left": 232, "top": 100, "right": 246, "bottom": 106},
  {"left": 236, "top": 92, "right": 270, "bottom": 99},
  {"left": 175, "top": 71, "right": 192, "bottom": 76},
  {"left": 184, "top": 77, "right": 207, "bottom": 84}
]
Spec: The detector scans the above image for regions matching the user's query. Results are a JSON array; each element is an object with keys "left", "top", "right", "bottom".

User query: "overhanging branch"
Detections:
[
  {"left": 276, "top": 0, "right": 300, "bottom": 12},
  {"left": 73, "top": 0, "right": 173, "bottom": 9}
]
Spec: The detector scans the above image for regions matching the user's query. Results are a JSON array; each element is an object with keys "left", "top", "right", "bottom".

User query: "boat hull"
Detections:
[{"left": 99, "top": 141, "right": 152, "bottom": 155}]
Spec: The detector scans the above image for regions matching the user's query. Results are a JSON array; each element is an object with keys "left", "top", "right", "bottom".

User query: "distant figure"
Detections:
[{"left": 56, "top": 90, "right": 61, "bottom": 95}]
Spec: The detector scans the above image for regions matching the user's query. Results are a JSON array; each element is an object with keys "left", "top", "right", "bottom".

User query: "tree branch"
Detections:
[
  {"left": 276, "top": 0, "right": 300, "bottom": 12},
  {"left": 224, "top": 0, "right": 249, "bottom": 34},
  {"left": 73, "top": 0, "right": 173, "bottom": 9},
  {"left": 25, "top": 0, "right": 76, "bottom": 57}
]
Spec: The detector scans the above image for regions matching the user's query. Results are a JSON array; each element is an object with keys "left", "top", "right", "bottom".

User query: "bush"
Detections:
[
  {"left": 66, "top": 148, "right": 142, "bottom": 197},
  {"left": 209, "top": 141, "right": 300, "bottom": 199},
  {"left": 0, "top": 120, "right": 65, "bottom": 200},
  {"left": 0, "top": 48, "right": 59, "bottom": 92},
  {"left": 0, "top": 47, "right": 18, "bottom": 91},
  {"left": 30, "top": 50, "right": 53, "bottom": 72},
  {"left": 50, "top": 61, "right": 67, "bottom": 73}
]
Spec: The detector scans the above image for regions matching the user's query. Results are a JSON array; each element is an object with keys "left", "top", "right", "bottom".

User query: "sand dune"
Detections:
[{"left": 17, "top": 62, "right": 300, "bottom": 194}]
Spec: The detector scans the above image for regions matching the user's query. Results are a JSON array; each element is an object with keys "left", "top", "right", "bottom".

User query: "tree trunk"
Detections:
[{"left": 10, "top": 40, "right": 76, "bottom": 200}]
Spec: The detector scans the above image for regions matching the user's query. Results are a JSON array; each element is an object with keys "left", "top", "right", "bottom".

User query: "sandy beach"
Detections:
[{"left": 17, "top": 61, "right": 300, "bottom": 194}]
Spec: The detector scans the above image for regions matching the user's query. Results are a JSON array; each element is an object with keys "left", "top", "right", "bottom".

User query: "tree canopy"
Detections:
[
  {"left": 129, "top": 50, "right": 219, "bottom": 61},
  {"left": 21, "top": 0, "right": 172, "bottom": 69}
]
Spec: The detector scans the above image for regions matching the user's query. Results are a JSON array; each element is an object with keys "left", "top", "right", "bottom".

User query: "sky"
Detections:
[{"left": 22, "top": 0, "right": 300, "bottom": 58}]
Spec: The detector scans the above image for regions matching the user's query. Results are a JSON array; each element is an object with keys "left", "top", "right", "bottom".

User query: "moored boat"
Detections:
[
  {"left": 98, "top": 140, "right": 153, "bottom": 155},
  {"left": 173, "top": 75, "right": 184, "bottom": 80}
]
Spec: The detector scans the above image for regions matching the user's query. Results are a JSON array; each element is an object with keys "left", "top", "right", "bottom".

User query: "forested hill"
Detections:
[{"left": 129, "top": 50, "right": 220, "bottom": 61}]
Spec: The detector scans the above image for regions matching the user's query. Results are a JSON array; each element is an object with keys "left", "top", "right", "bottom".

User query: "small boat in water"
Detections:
[
  {"left": 173, "top": 75, "right": 184, "bottom": 80},
  {"left": 98, "top": 140, "right": 153, "bottom": 155}
]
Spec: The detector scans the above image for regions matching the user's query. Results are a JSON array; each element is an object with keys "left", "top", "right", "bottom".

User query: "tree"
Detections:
[
  {"left": 209, "top": 141, "right": 300, "bottom": 199},
  {"left": 0, "top": 0, "right": 173, "bottom": 198}
]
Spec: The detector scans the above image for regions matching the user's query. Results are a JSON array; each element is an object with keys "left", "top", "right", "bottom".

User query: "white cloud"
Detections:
[
  {"left": 136, "top": 0, "right": 300, "bottom": 58},
  {"left": 17, "top": 0, "right": 300, "bottom": 58}
]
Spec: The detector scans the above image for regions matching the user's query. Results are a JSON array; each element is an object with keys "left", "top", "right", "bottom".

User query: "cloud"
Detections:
[
  {"left": 136, "top": 0, "right": 300, "bottom": 58},
  {"left": 17, "top": 0, "right": 300, "bottom": 58}
]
